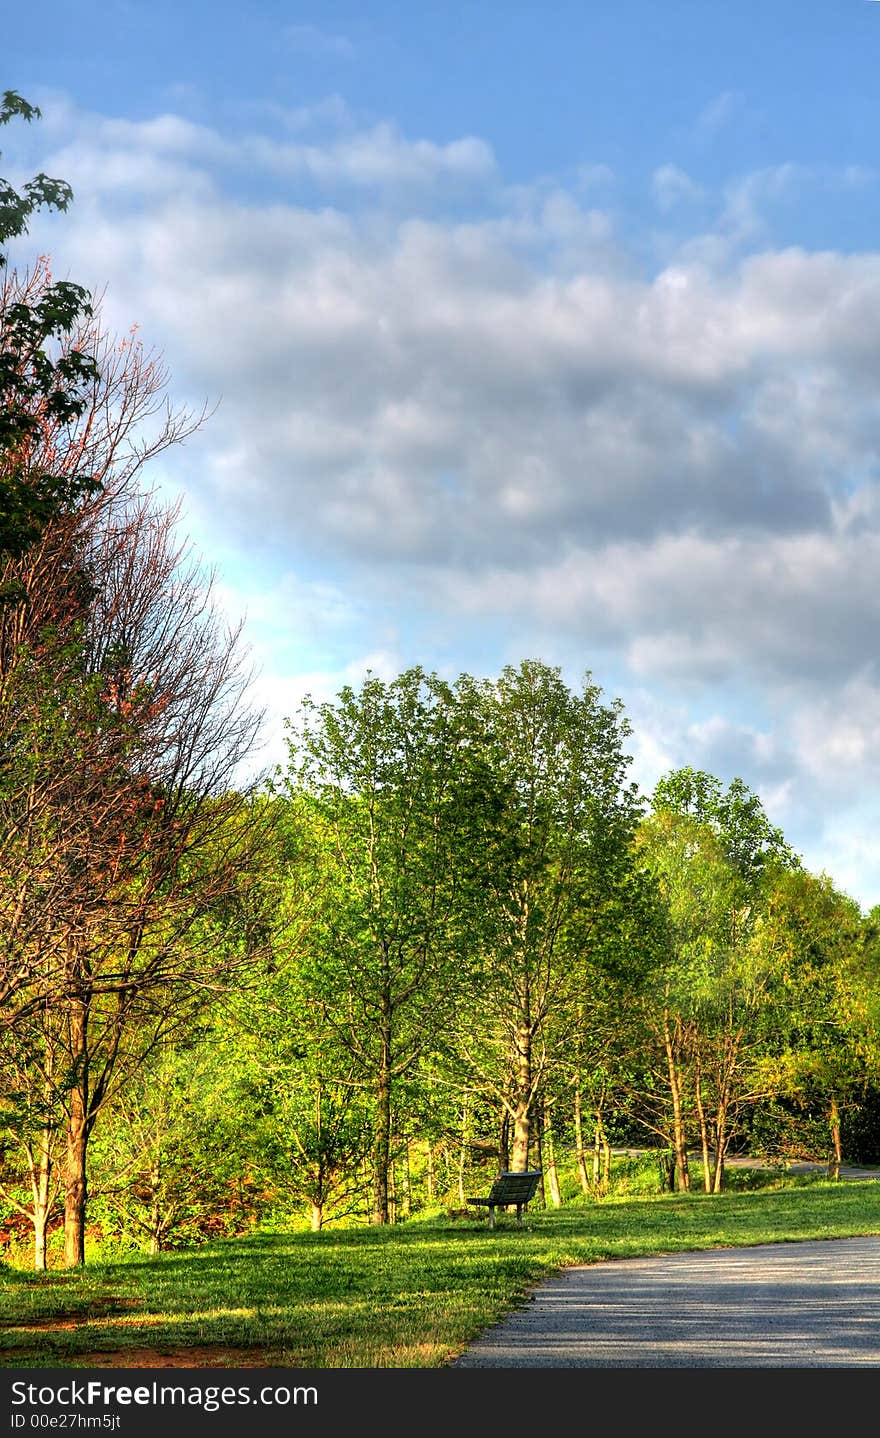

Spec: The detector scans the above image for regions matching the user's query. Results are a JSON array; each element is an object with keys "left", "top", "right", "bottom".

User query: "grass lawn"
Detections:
[{"left": 2, "top": 1176, "right": 880, "bottom": 1369}]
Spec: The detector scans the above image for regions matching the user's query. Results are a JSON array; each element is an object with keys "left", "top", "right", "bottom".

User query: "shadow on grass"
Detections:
[{"left": 3, "top": 1177, "right": 879, "bottom": 1371}]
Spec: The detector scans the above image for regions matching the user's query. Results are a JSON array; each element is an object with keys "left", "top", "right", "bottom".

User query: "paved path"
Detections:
[
  {"left": 717, "top": 1157, "right": 879, "bottom": 1181},
  {"left": 451, "top": 1235, "right": 880, "bottom": 1367},
  {"left": 611, "top": 1148, "right": 880, "bottom": 1182}
]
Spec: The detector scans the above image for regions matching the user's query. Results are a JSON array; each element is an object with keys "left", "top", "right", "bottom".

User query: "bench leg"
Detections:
[
  {"left": 488, "top": 1205, "right": 495, "bottom": 1230},
  {"left": 516, "top": 1203, "right": 523, "bottom": 1227}
]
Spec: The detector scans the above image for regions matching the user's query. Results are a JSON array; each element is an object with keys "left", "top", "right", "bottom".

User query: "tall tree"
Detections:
[
  {"left": 449, "top": 661, "right": 644, "bottom": 1174},
  {"left": 0, "top": 276, "right": 206, "bottom": 1039},
  {"left": 2, "top": 492, "right": 270, "bottom": 1266},
  {"left": 278, "top": 668, "right": 483, "bottom": 1225},
  {"left": 637, "top": 769, "right": 798, "bottom": 1191},
  {"left": 0, "top": 274, "right": 269, "bottom": 1265}
]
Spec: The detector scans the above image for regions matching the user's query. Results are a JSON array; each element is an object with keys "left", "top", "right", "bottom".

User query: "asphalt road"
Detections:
[{"left": 451, "top": 1235, "right": 880, "bottom": 1368}]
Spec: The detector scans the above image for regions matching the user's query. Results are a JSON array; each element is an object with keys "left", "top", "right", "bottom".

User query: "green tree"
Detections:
[
  {"left": 278, "top": 667, "right": 483, "bottom": 1226},
  {"left": 448, "top": 661, "right": 644, "bottom": 1176},
  {"left": 1, "top": 92, "right": 99, "bottom": 567},
  {"left": 637, "top": 769, "right": 798, "bottom": 1191},
  {"left": 752, "top": 868, "right": 878, "bottom": 1176}
]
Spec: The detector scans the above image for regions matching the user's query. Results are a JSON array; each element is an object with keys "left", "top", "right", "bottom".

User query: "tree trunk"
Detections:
[
  {"left": 694, "top": 1061, "right": 712, "bottom": 1193},
  {"left": 400, "top": 1140, "right": 412, "bottom": 1219},
  {"left": 310, "top": 1202, "right": 323, "bottom": 1231},
  {"left": 828, "top": 1095, "right": 842, "bottom": 1180},
  {"left": 371, "top": 989, "right": 393, "bottom": 1224},
  {"left": 458, "top": 1098, "right": 469, "bottom": 1205},
  {"left": 510, "top": 1023, "right": 532, "bottom": 1171},
  {"left": 663, "top": 1005, "right": 690, "bottom": 1192},
  {"left": 591, "top": 1113, "right": 611, "bottom": 1196},
  {"left": 63, "top": 1110, "right": 88, "bottom": 1267},
  {"left": 534, "top": 1100, "right": 545, "bottom": 1204},
  {"left": 32, "top": 1124, "right": 54, "bottom": 1272},
  {"left": 31, "top": 1033, "right": 57, "bottom": 1271},
  {"left": 573, "top": 1080, "right": 591, "bottom": 1196},
  {"left": 712, "top": 1034, "right": 738, "bottom": 1194},
  {"left": 498, "top": 1106, "right": 510, "bottom": 1172},
  {"left": 712, "top": 1099, "right": 727, "bottom": 1194},
  {"left": 388, "top": 1152, "right": 397, "bottom": 1224},
  {"left": 372, "top": 1056, "right": 392, "bottom": 1225},
  {"left": 63, "top": 997, "right": 90, "bottom": 1268},
  {"left": 542, "top": 1093, "right": 562, "bottom": 1207},
  {"left": 33, "top": 1207, "right": 48, "bottom": 1272}
]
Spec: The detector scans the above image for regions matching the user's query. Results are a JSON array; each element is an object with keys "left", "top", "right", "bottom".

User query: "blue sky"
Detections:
[{"left": 6, "top": 2, "right": 880, "bottom": 909}]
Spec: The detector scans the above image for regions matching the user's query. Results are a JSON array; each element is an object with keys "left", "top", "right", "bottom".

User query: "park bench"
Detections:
[{"left": 466, "top": 1170, "right": 542, "bottom": 1229}]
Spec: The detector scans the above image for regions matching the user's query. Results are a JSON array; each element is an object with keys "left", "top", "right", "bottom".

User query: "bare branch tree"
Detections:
[{"left": 0, "top": 266, "right": 276, "bottom": 1266}]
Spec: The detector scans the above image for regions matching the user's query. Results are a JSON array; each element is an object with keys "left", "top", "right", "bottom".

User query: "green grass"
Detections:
[{"left": 2, "top": 1177, "right": 880, "bottom": 1369}]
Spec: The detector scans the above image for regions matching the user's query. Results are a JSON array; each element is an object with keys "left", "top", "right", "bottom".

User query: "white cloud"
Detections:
[
  {"left": 809, "top": 817, "right": 880, "bottom": 911},
  {"left": 791, "top": 676, "right": 880, "bottom": 791},
  {"left": 15, "top": 97, "right": 880, "bottom": 906},
  {"left": 36, "top": 101, "right": 497, "bottom": 201},
  {"left": 246, "top": 646, "right": 407, "bottom": 778}
]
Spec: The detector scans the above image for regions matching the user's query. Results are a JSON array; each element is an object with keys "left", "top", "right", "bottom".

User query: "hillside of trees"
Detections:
[{"left": 2, "top": 91, "right": 879, "bottom": 1270}]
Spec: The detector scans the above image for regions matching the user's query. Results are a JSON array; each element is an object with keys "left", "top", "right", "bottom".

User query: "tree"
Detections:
[
  {"left": 635, "top": 806, "right": 738, "bottom": 1190},
  {"left": 557, "top": 864, "right": 665, "bottom": 1197},
  {"left": 447, "top": 661, "right": 645, "bottom": 1175},
  {"left": 636, "top": 769, "right": 798, "bottom": 1191},
  {"left": 752, "top": 868, "right": 878, "bottom": 1177},
  {"left": 2, "top": 493, "right": 270, "bottom": 1266},
  {"left": 278, "top": 668, "right": 484, "bottom": 1226},
  {"left": 0, "top": 277, "right": 207, "bottom": 1040},
  {"left": 1, "top": 92, "right": 99, "bottom": 567},
  {"left": 58, "top": 502, "right": 268, "bottom": 1266},
  {"left": 0, "top": 271, "right": 270, "bottom": 1266}
]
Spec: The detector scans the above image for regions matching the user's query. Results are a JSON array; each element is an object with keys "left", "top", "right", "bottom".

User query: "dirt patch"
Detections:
[
  {"left": 74, "top": 1346, "right": 285, "bottom": 1368},
  {"left": 4, "top": 1299, "right": 143, "bottom": 1332}
]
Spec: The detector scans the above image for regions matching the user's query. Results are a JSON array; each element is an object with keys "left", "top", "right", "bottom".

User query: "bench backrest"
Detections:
[{"left": 487, "top": 1170, "right": 542, "bottom": 1205}]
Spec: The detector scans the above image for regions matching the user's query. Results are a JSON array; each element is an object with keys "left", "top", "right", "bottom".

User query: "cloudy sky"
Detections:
[{"left": 6, "top": 1, "right": 880, "bottom": 910}]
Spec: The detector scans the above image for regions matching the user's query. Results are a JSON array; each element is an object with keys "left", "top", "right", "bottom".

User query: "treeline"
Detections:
[
  {"left": 2, "top": 94, "right": 879, "bottom": 1270},
  {"left": 8, "top": 655, "right": 880, "bottom": 1266},
  {"left": 161, "top": 672, "right": 876, "bottom": 1237}
]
